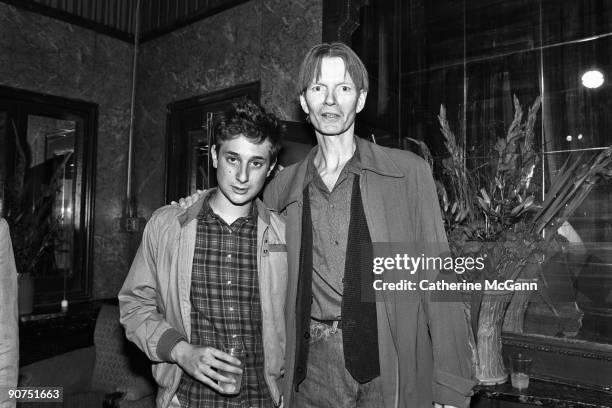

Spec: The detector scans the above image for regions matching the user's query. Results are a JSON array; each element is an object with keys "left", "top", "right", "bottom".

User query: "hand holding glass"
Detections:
[{"left": 218, "top": 345, "right": 244, "bottom": 395}]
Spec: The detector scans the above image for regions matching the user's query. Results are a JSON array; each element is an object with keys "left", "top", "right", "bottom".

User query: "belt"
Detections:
[{"left": 311, "top": 318, "right": 342, "bottom": 330}]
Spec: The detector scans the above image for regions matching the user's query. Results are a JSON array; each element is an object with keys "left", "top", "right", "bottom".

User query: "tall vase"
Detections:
[
  {"left": 502, "top": 290, "right": 529, "bottom": 333},
  {"left": 476, "top": 290, "right": 513, "bottom": 385},
  {"left": 503, "top": 262, "right": 540, "bottom": 333}
]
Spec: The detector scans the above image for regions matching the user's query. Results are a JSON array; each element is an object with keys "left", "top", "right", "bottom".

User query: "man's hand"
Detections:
[
  {"left": 170, "top": 341, "right": 242, "bottom": 393},
  {"left": 171, "top": 190, "right": 203, "bottom": 208},
  {"left": 271, "top": 164, "right": 285, "bottom": 177}
]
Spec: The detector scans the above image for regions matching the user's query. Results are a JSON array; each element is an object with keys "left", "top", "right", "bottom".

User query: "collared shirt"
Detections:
[
  {"left": 303, "top": 142, "right": 361, "bottom": 320},
  {"left": 176, "top": 197, "right": 272, "bottom": 408}
]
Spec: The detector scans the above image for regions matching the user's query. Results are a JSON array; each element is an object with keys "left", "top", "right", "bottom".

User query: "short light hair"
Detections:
[{"left": 297, "top": 42, "right": 369, "bottom": 95}]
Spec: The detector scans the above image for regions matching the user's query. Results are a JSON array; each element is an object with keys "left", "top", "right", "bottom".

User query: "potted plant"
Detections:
[
  {"left": 3, "top": 137, "right": 71, "bottom": 315},
  {"left": 411, "top": 95, "right": 612, "bottom": 384}
]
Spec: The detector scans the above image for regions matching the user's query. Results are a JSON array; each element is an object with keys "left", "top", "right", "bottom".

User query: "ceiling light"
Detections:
[{"left": 581, "top": 70, "right": 604, "bottom": 88}]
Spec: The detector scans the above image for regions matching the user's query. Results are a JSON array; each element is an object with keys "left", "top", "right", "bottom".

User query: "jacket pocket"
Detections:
[{"left": 268, "top": 243, "right": 287, "bottom": 252}]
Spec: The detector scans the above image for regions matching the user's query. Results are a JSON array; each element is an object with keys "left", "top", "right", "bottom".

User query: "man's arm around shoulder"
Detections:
[{"left": 263, "top": 163, "right": 296, "bottom": 210}]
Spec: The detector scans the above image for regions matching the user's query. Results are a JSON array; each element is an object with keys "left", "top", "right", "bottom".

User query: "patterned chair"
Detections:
[{"left": 19, "top": 304, "right": 156, "bottom": 408}]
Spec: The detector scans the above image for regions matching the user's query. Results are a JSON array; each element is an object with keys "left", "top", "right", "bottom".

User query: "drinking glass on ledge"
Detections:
[{"left": 509, "top": 353, "right": 533, "bottom": 390}]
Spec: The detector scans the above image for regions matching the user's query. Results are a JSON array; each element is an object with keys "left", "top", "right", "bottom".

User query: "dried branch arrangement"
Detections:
[{"left": 432, "top": 95, "right": 612, "bottom": 283}]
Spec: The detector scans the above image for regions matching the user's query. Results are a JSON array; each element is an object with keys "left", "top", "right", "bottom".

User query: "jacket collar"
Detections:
[
  {"left": 277, "top": 136, "right": 404, "bottom": 209},
  {"left": 356, "top": 137, "right": 404, "bottom": 178},
  {"left": 177, "top": 188, "right": 271, "bottom": 227}
]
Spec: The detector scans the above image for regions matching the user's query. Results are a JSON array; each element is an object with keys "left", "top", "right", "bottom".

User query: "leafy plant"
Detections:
[
  {"left": 427, "top": 95, "right": 612, "bottom": 337},
  {"left": 433, "top": 95, "right": 612, "bottom": 282},
  {"left": 3, "top": 126, "right": 72, "bottom": 275},
  {"left": 438, "top": 96, "right": 539, "bottom": 241}
]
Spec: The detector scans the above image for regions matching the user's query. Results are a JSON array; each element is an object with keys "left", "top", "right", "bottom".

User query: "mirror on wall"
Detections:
[
  {"left": 25, "top": 115, "right": 76, "bottom": 276},
  {"left": 0, "top": 86, "right": 97, "bottom": 307}
]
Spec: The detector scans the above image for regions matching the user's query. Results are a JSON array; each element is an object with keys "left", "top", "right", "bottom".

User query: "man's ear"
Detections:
[
  {"left": 211, "top": 144, "right": 218, "bottom": 169},
  {"left": 356, "top": 90, "right": 367, "bottom": 114},
  {"left": 299, "top": 93, "right": 309, "bottom": 115}
]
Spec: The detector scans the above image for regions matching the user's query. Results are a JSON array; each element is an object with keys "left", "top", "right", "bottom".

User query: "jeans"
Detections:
[{"left": 293, "top": 320, "right": 384, "bottom": 408}]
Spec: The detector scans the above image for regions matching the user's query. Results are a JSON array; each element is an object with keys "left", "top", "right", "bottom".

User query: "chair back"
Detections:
[{"left": 91, "top": 304, "right": 156, "bottom": 397}]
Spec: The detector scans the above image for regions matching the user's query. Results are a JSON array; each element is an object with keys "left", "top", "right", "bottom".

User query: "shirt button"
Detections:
[
  {"left": 304, "top": 332, "right": 310, "bottom": 339},
  {"left": 227, "top": 254, "right": 232, "bottom": 259},
  {"left": 227, "top": 280, "right": 232, "bottom": 285},
  {"left": 334, "top": 241, "right": 339, "bottom": 245},
  {"left": 229, "top": 306, "right": 234, "bottom": 312}
]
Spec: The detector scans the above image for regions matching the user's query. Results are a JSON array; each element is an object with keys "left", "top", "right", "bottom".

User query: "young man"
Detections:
[
  {"left": 262, "top": 43, "right": 476, "bottom": 408},
  {"left": 119, "top": 100, "right": 287, "bottom": 408}
]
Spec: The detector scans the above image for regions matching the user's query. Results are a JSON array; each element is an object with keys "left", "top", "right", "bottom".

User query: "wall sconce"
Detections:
[{"left": 581, "top": 69, "right": 605, "bottom": 88}]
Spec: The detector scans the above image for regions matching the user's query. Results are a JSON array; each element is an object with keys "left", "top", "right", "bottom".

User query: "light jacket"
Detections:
[
  {"left": 119, "top": 190, "right": 287, "bottom": 408},
  {"left": 0, "top": 218, "right": 18, "bottom": 408},
  {"left": 263, "top": 137, "right": 477, "bottom": 408}
]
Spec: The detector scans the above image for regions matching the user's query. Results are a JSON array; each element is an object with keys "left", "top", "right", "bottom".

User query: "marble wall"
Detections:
[
  {"left": 0, "top": 0, "right": 322, "bottom": 299},
  {"left": 0, "top": 3, "right": 134, "bottom": 300}
]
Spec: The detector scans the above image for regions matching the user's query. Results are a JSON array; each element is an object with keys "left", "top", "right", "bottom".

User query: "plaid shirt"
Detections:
[{"left": 176, "top": 197, "right": 273, "bottom": 408}]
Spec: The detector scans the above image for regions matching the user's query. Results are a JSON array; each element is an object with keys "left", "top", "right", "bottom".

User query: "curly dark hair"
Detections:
[{"left": 215, "top": 100, "right": 283, "bottom": 162}]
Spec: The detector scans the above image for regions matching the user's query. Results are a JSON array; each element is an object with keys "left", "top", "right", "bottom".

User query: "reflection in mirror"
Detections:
[
  {"left": 189, "top": 129, "right": 211, "bottom": 192},
  {"left": 188, "top": 111, "right": 217, "bottom": 192},
  {"left": 518, "top": 31, "right": 612, "bottom": 346},
  {"left": 519, "top": 154, "right": 612, "bottom": 344},
  {"left": 24, "top": 115, "right": 76, "bottom": 284},
  {"left": 0, "top": 85, "right": 96, "bottom": 308}
]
